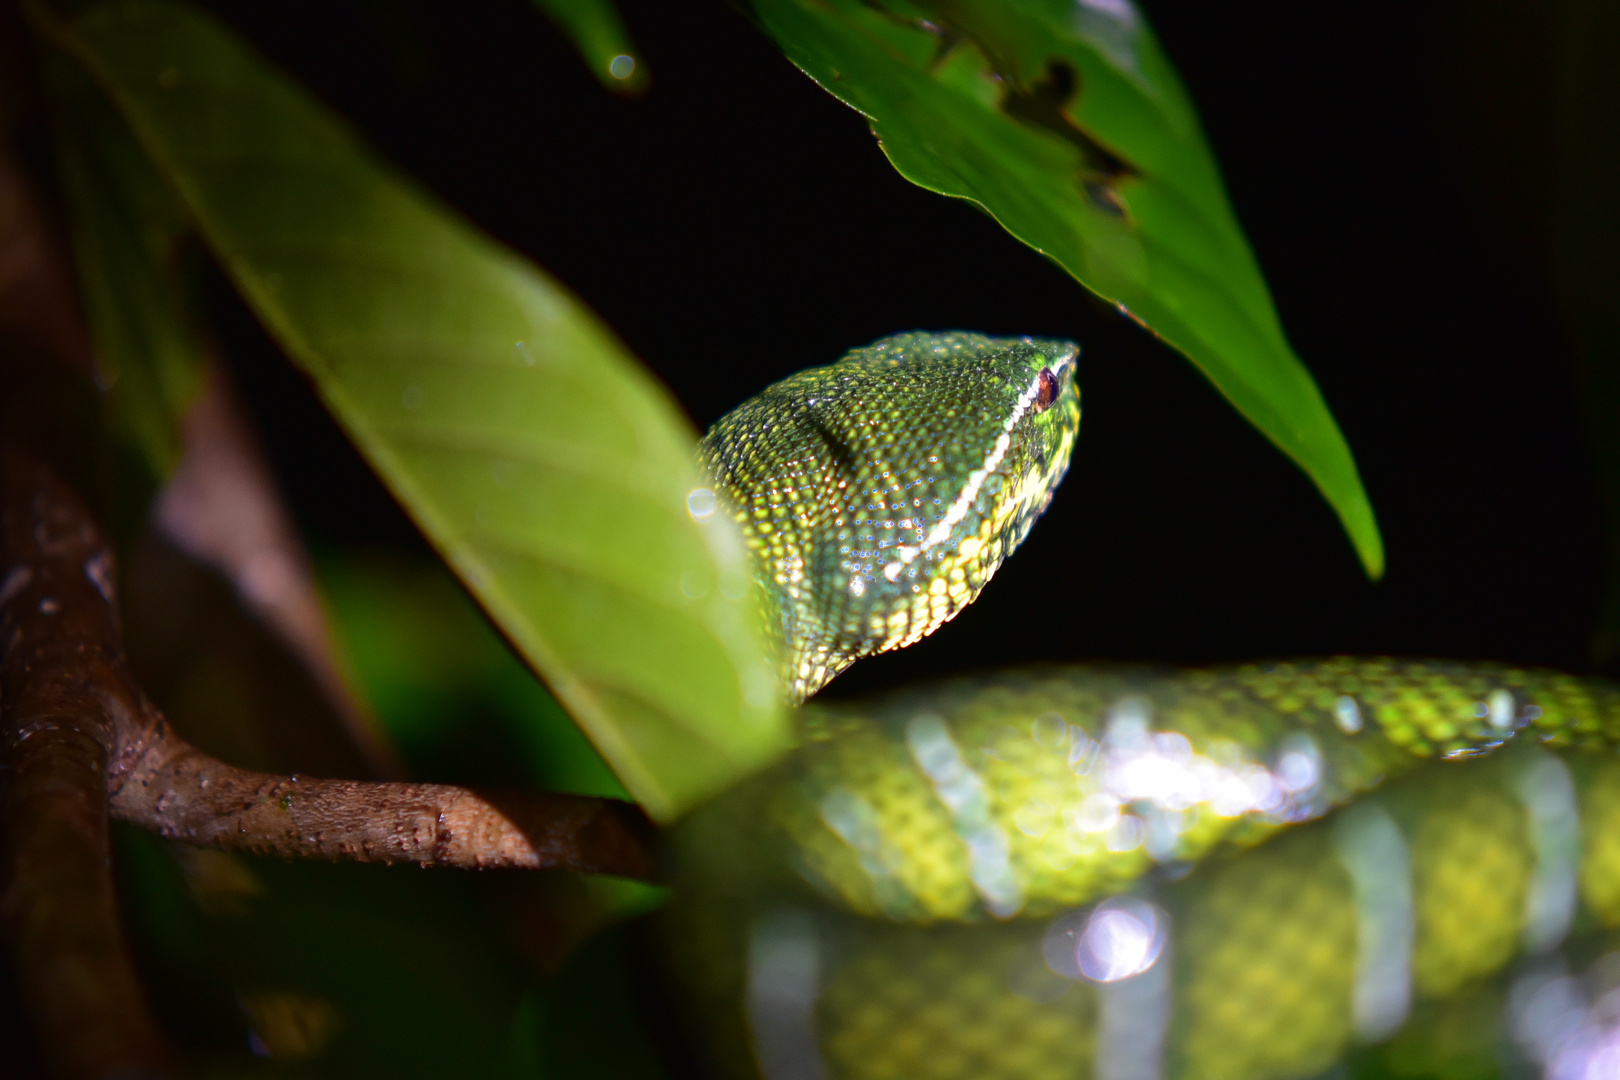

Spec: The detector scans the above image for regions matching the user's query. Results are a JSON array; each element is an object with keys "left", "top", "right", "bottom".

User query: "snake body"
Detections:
[{"left": 667, "top": 334, "right": 1620, "bottom": 1080}]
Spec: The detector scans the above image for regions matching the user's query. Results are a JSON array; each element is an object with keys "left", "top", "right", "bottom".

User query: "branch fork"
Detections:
[{"left": 0, "top": 454, "right": 659, "bottom": 1079}]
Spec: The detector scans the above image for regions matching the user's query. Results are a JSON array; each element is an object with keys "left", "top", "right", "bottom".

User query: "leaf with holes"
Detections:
[
  {"left": 40, "top": 0, "right": 787, "bottom": 820},
  {"left": 749, "top": 0, "right": 1383, "bottom": 577}
]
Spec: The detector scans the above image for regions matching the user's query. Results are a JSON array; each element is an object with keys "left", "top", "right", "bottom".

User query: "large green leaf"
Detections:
[
  {"left": 39, "top": 0, "right": 787, "bottom": 820},
  {"left": 749, "top": 0, "right": 1384, "bottom": 577}
]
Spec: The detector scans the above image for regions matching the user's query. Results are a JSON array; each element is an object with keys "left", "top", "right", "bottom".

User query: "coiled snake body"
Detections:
[{"left": 667, "top": 334, "right": 1620, "bottom": 1080}]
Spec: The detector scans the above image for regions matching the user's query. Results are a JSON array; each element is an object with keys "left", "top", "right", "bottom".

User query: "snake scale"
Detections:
[{"left": 665, "top": 333, "right": 1620, "bottom": 1080}]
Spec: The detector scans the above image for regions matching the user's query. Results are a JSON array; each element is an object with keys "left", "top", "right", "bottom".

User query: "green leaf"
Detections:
[
  {"left": 747, "top": 0, "right": 1384, "bottom": 577},
  {"left": 528, "top": 0, "right": 649, "bottom": 95},
  {"left": 316, "top": 550, "right": 630, "bottom": 800},
  {"left": 40, "top": 0, "right": 788, "bottom": 820},
  {"left": 48, "top": 46, "right": 206, "bottom": 485}
]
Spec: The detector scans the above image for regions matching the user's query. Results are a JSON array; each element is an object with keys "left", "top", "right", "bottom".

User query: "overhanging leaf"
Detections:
[
  {"left": 748, "top": 0, "right": 1384, "bottom": 577},
  {"left": 39, "top": 0, "right": 787, "bottom": 820}
]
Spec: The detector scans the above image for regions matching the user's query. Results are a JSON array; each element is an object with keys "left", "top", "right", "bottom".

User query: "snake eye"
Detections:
[{"left": 1033, "top": 367, "right": 1059, "bottom": 412}]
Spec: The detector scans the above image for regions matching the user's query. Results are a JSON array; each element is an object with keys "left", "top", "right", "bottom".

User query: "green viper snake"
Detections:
[{"left": 665, "top": 332, "right": 1620, "bottom": 1080}]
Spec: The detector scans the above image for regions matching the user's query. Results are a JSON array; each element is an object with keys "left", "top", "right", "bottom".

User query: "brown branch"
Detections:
[
  {"left": 0, "top": 453, "right": 661, "bottom": 880},
  {"left": 109, "top": 713, "right": 659, "bottom": 877},
  {"left": 0, "top": 454, "right": 169, "bottom": 1079},
  {"left": 1, "top": 452, "right": 662, "bottom": 1070},
  {"left": 0, "top": 51, "right": 168, "bottom": 1073}
]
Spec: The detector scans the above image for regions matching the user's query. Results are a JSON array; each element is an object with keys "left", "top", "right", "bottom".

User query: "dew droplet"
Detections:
[{"left": 687, "top": 488, "right": 717, "bottom": 520}]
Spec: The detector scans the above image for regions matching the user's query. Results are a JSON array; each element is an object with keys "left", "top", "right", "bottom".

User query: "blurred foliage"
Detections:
[
  {"left": 115, "top": 824, "right": 527, "bottom": 1077},
  {"left": 315, "top": 550, "right": 627, "bottom": 799},
  {"left": 516, "top": 921, "right": 677, "bottom": 1080},
  {"left": 119, "top": 530, "right": 378, "bottom": 780},
  {"left": 47, "top": 45, "right": 205, "bottom": 489},
  {"left": 116, "top": 535, "right": 666, "bottom": 1074},
  {"left": 312, "top": 550, "right": 670, "bottom": 925},
  {"left": 34, "top": 0, "right": 787, "bottom": 821},
  {"left": 745, "top": 0, "right": 1383, "bottom": 578},
  {"left": 116, "top": 825, "right": 670, "bottom": 1079}
]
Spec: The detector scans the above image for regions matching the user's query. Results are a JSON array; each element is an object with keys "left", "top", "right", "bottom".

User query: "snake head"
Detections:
[{"left": 700, "top": 331, "right": 1081, "bottom": 702}]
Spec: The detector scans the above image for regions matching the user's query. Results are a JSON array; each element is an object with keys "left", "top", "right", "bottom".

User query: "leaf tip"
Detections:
[{"left": 1343, "top": 500, "right": 1385, "bottom": 582}]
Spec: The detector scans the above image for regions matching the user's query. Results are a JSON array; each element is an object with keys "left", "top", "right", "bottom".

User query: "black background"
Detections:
[{"left": 205, "top": 0, "right": 1604, "bottom": 700}]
